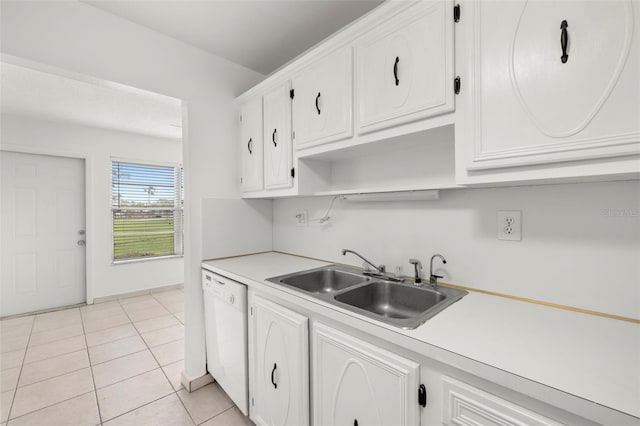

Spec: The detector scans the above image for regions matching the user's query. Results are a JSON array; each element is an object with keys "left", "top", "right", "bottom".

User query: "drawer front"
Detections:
[{"left": 443, "top": 377, "right": 563, "bottom": 426}]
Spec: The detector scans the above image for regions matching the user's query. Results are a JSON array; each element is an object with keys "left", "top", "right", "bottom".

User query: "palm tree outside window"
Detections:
[{"left": 111, "top": 160, "right": 183, "bottom": 261}]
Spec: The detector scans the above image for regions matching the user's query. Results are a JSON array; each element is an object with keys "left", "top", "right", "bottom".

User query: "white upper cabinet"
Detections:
[
  {"left": 292, "top": 48, "right": 353, "bottom": 149},
  {"left": 263, "top": 83, "right": 293, "bottom": 190},
  {"left": 240, "top": 98, "right": 263, "bottom": 192},
  {"left": 459, "top": 0, "right": 640, "bottom": 173},
  {"left": 312, "top": 323, "right": 420, "bottom": 426},
  {"left": 249, "top": 294, "right": 309, "bottom": 426},
  {"left": 355, "top": 0, "right": 455, "bottom": 134}
]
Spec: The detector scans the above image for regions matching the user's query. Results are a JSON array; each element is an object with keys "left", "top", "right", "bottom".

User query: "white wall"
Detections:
[
  {"left": 1, "top": 114, "right": 184, "bottom": 300},
  {"left": 1, "top": 1, "right": 263, "bottom": 382},
  {"left": 273, "top": 180, "right": 640, "bottom": 319},
  {"left": 202, "top": 199, "right": 273, "bottom": 260}
]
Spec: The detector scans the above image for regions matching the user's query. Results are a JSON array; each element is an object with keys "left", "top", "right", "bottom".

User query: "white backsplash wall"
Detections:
[
  {"left": 273, "top": 180, "right": 640, "bottom": 319},
  {"left": 202, "top": 198, "right": 273, "bottom": 260}
]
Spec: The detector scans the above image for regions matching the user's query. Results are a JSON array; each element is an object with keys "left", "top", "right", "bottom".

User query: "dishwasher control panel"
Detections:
[{"left": 202, "top": 269, "right": 247, "bottom": 311}]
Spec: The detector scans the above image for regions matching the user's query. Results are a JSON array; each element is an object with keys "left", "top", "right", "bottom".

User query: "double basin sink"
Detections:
[{"left": 267, "top": 265, "right": 467, "bottom": 329}]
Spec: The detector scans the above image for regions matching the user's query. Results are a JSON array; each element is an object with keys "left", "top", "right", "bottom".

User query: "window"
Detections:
[{"left": 111, "top": 161, "right": 183, "bottom": 261}]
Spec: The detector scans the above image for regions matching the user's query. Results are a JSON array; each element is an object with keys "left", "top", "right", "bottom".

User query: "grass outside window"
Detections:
[{"left": 112, "top": 161, "right": 183, "bottom": 261}]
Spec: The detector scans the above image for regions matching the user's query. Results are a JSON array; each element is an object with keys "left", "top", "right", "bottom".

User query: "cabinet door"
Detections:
[
  {"left": 312, "top": 323, "right": 420, "bottom": 426},
  {"left": 292, "top": 48, "right": 353, "bottom": 149},
  {"left": 463, "top": 1, "right": 640, "bottom": 171},
  {"left": 355, "top": 1, "right": 454, "bottom": 134},
  {"left": 443, "top": 377, "right": 563, "bottom": 426},
  {"left": 249, "top": 294, "right": 309, "bottom": 426},
  {"left": 240, "top": 98, "right": 263, "bottom": 192},
  {"left": 263, "top": 83, "right": 293, "bottom": 190}
]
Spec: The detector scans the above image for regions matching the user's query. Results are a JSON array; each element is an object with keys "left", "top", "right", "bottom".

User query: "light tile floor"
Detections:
[{"left": 0, "top": 288, "right": 253, "bottom": 426}]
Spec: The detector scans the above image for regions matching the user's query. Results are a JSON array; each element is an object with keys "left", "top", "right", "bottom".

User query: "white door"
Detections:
[
  {"left": 263, "top": 83, "right": 293, "bottom": 190},
  {"left": 312, "top": 323, "right": 420, "bottom": 426},
  {"left": 1, "top": 151, "right": 86, "bottom": 316},
  {"left": 249, "top": 293, "right": 309, "bottom": 426}
]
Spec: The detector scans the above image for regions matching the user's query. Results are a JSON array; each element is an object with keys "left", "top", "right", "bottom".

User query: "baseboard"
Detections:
[
  {"left": 181, "top": 371, "right": 214, "bottom": 393},
  {"left": 93, "top": 283, "right": 184, "bottom": 304}
]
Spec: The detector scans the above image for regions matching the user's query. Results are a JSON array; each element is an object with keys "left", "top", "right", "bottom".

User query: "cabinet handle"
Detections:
[
  {"left": 247, "top": 138, "right": 252, "bottom": 154},
  {"left": 315, "top": 92, "right": 321, "bottom": 115},
  {"left": 560, "top": 20, "right": 569, "bottom": 63},
  {"left": 272, "top": 129, "right": 277, "bottom": 147},
  {"left": 393, "top": 56, "right": 400, "bottom": 86},
  {"left": 271, "top": 363, "right": 277, "bottom": 389}
]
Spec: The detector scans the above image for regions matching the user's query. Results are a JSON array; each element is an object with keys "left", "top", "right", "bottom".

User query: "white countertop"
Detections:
[{"left": 202, "top": 252, "right": 640, "bottom": 421}]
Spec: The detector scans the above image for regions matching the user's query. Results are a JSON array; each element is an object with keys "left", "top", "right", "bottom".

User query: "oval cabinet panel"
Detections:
[
  {"left": 292, "top": 48, "right": 353, "bottom": 150},
  {"left": 312, "top": 323, "right": 420, "bottom": 426},
  {"left": 464, "top": 0, "right": 640, "bottom": 170},
  {"left": 249, "top": 295, "right": 309, "bottom": 426},
  {"left": 331, "top": 360, "right": 383, "bottom": 426},
  {"left": 261, "top": 322, "right": 292, "bottom": 425},
  {"left": 240, "top": 99, "right": 263, "bottom": 192},
  {"left": 355, "top": 0, "right": 454, "bottom": 134},
  {"left": 510, "top": 1, "right": 633, "bottom": 137},
  {"left": 263, "top": 83, "right": 293, "bottom": 190}
]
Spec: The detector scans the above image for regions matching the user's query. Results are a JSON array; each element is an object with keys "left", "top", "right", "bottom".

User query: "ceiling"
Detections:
[
  {"left": 84, "top": 0, "right": 383, "bottom": 75},
  {"left": 1, "top": 62, "right": 183, "bottom": 140},
  {"left": 1, "top": 1, "right": 382, "bottom": 139}
]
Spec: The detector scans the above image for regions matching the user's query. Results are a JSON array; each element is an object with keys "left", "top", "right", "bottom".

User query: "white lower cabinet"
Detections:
[
  {"left": 443, "top": 377, "right": 563, "bottom": 426},
  {"left": 312, "top": 322, "right": 421, "bottom": 426},
  {"left": 249, "top": 294, "right": 309, "bottom": 426}
]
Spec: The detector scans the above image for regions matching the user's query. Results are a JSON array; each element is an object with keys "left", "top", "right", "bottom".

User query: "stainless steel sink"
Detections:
[
  {"left": 334, "top": 281, "right": 446, "bottom": 319},
  {"left": 269, "top": 266, "right": 369, "bottom": 294},
  {"left": 333, "top": 281, "right": 466, "bottom": 329},
  {"left": 267, "top": 265, "right": 467, "bottom": 329}
]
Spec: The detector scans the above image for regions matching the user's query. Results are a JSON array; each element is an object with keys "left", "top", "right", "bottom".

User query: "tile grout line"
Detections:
[
  {"left": 1, "top": 292, "right": 187, "bottom": 425},
  {"left": 79, "top": 307, "right": 104, "bottom": 426},
  {"left": 5, "top": 314, "right": 35, "bottom": 423},
  {"left": 201, "top": 405, "right": 237, "bottom": 426},
  {"left": 116, "top": 298, "right": 197, "bottom": 426},
  {"left": 5, "top": 390, "right": 96, "bottom": 425},
  {"left": 14, "top": 352, "right": 89, "bottom": 390},
  {"left": 21, "top": 336, "right": 86, "bottom": 367},
  {"left": 150, "top": 291, "right": 238, "bottom": 426},
  {"left": 151, "top": 292, "right": 185, "bottom": 326},
  {"left": 98, "top": 393, "right": 185, "bottom": 425}
]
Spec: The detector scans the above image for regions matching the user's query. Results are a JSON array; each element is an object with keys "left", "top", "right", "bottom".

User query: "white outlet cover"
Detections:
[
  {"left": 296, "top": 210, "right": 308, "bottom": 227},
  {"left": 498, "top": 210, "right": 522, "bottom": 241}
]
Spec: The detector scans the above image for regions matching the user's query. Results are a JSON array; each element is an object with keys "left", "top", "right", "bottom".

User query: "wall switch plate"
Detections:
[
  {"left": 295, "top": 210, "right": 308, "bottom": 227},
  {"left": 498, "top": 210, "right": 522, "bottom": 241}
]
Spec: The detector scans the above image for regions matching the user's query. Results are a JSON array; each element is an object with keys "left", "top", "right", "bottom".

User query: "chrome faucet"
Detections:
[
  {"left": 429, "top": 254, "right": 447, "bottom": 288},
  {"left": 341, "top": 249, "right": 385, "bottom": 273},
  {"left": 408, "top": 258, "right": 423, "bottom": 285},
  {"left": 341, "top": 249, "right": 404, "bottom": 282}
]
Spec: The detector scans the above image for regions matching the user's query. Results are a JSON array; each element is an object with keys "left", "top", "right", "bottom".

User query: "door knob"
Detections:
[{"left": 77, "top": 240, "right": 86, "bottom": 246}]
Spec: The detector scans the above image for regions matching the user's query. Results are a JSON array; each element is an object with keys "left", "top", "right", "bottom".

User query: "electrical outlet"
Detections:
[
  {"left": 295, "top": 210, "right": 308, "bottom": 227},
  {"left": 498, "top": 210, "right": 522, "bottom": 241}
]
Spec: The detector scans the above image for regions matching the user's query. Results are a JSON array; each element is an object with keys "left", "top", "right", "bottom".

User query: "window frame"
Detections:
[{"left": 110, "top": 158, "right": 184, "bottom": 264}]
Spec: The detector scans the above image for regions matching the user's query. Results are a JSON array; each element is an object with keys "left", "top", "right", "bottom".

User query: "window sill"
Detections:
[{"left": 112, "top": 255, "right": 184, "bottom": 265}]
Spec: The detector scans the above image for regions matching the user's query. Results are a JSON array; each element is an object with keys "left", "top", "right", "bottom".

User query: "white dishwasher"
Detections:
[{"left": 202, "top": 269, "right": 248, "bottom": 415}]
